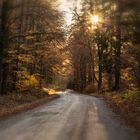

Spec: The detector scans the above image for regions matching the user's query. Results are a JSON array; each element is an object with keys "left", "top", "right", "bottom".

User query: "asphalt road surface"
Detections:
[{"left": 0, "top": 90, "right": 137, "bottom": 140}]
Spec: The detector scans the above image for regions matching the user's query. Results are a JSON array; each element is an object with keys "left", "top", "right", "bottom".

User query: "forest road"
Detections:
[{"left": 0, "top": 90, "right": 137, "bottom": 140}]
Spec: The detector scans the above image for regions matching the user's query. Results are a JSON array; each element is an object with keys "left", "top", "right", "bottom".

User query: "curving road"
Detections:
[{"left": 0, "top": 90, "right": 137, "bottom": 140}]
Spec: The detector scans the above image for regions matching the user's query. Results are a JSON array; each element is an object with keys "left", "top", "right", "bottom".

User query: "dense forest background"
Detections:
[
  {"left": 68, "top": 0, "right": 140, "bottom": 93},
  {"left": 66, "top": 0, "right": 140, "bottom": 130},
  {"left": 0, "top": 0, "right": 140, "bottom": 95},
  {"left": 0, "top": 0, "right": 70, "bottom": 95}
]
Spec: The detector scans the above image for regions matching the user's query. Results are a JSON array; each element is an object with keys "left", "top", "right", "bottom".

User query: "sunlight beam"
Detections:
[{"left": 90, "top": 15, "right": 100, "bottom": 25}]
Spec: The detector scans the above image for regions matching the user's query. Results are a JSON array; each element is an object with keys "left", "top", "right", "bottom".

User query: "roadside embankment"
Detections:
[
  {"left": 90, "top": 91, "right": 140, "bottom": 137},
  {"left": 0, "top": 89, "right": 59, "bottom": 120}
]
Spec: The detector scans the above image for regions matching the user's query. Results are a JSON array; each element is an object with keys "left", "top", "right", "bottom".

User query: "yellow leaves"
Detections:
[
  {"left": 25, "top": 35, "right": 35, "bottom": 40},
  {"left": 62, "top": 59, "right": 70, "bottom": 65},
  {"left": 17, "top": 70, "right": 29, "bottom": 80},
  {"left": 121, "top": 68, "right": 133, "bottom": 81},
  {"left": 112, "top": 36, "right": 117, "bottom": 42},
  {"left": 18, "top": 55, "right": 33, "bottom": 63},
  {"left": 121, "top": 91, "right": 140, "bottom": 104},
  {"left": 16, "top": 70, "right": 39, "bottom": 91}
]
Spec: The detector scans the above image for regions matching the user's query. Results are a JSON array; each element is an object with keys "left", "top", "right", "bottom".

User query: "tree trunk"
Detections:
[
  {"left": 98, "top": 46, "right": 103, "bottom": 92},
  {"left": 114, "top": 0, "right": 121, "bottom": 91},
  {"left": 0, "top": 0, "right": 9, "bottom": 94}
]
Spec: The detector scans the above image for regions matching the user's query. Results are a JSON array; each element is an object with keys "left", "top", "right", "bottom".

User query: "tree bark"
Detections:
[
  {"left": 98, "top": 45, "right": 103, "bottom": 92},
  {"left": 114, "top": 0, "right": 121, "bottom": 91},
  {"left": 0, "top": 0, "right": 10, "bottom": 94}
]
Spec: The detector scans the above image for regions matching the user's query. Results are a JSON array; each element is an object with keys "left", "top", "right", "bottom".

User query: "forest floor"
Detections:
[
  {"left": 0, "top": 89, "right": 59, "bottom": 120},
  {"left": 90, "top": 91, "right": 140, "bottom": 137}
]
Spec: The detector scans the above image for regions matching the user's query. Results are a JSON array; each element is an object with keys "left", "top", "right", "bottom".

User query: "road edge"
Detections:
[{"left": 0, "top": 94, "right": 60, "bottom": 120}]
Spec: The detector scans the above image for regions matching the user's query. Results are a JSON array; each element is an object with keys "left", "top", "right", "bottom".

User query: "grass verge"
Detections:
[{"left": 0, "top": 90, "right": 59, "bottom": 120}]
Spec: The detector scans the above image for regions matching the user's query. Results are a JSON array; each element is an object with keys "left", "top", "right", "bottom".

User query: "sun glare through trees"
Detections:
[{"left": 90, "top": 15, "right": 100, "bottom": 25}]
